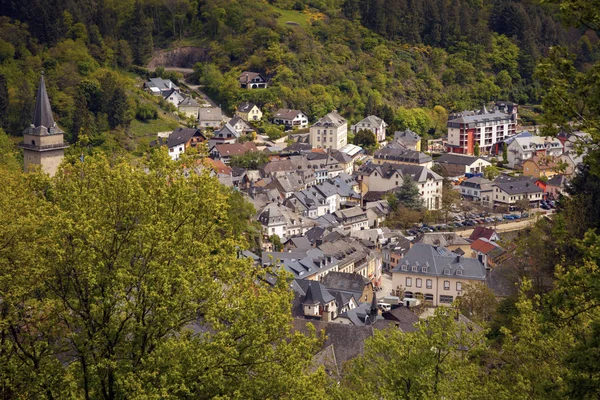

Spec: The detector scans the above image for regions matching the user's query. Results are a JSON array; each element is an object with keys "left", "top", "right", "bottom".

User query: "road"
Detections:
[{"left": 148, "top": 66, "right": 218, "bottom": 108}]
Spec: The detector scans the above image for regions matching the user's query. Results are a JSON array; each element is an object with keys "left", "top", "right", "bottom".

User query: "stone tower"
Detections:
[{"left": 20, "top": 74, "right": 68, "bottom": 176}]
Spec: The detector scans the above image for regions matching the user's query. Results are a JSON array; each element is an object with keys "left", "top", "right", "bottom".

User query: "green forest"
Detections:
[{"left": 2, "top": 0, "right": 600, "bottom": 398}]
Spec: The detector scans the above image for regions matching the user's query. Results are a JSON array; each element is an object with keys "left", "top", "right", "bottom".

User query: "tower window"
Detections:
[{"left": 31, "top": 140, "right": 35, "bottom": 145}]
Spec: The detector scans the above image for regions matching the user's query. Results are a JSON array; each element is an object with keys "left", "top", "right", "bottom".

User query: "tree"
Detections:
[
  {"left": 515, "top": 198, "right": 530, "bottom": 216},
  {"left": 474, "top": 141, "right": 480, "bottom": 156},
  {"left": 484, "top": 165, "right": 500, "bottom": 180},
  {"left": 229, "top": 151, "right": 269, "bottom": 169},
  {"left": 456, "top": 283, "right": 498, "bottom": 324},
  {"left": 0, "top": 73, "right": 8, "bottom": 130},
  {"left": 502, "top": 142, "right": 508, "bottom": 164},
  {"left": 108, "top": 87, "right": 131, "bottom": 128},
  {"left": 385, "top": 205, "right": 424, "bottom": 230},
  {"left": 269, "top": 234, "right": 283, "bottom": 251},
  {"left": 340, "top": 308, "right": 493, "bottom": 399},
  {"left": 353, "top": 128, "right": 377, "bottom": 150},
  {"left": 395, "top": 174, "right": 424, "bottom": 210},
  {"left": 0, "top": 153, "right": 327, "bottom": 398},
  {"left": 129, "top": 1, "right": 154, "bottom": 65}
]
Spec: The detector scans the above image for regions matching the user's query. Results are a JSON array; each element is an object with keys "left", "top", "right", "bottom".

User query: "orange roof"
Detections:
[
  {"left": 203, "top": 158, "right": 232, "bottom": 175},
  {"left": 470, "top": 238, "right": 499, "bottom": 254},
  {"left": 311, "top": 148, "right": 326, "bottom": 154}
]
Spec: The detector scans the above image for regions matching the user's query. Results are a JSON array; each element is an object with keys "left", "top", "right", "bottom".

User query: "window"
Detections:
[
  {"left": 440, "top": 295, "right": 454, "bottom": 304},
  {"left": 317, "top": 136, "right": 320, "bottom": 141},
  {"left": 330, "top": 137, "right": 333, "bottom": 142},
  {"left": 425, "top": 294, "right": 434, "bottom": 301},
  {"left": 169, "top": 148, "right": 174, "bottom": 152},
  {"left": 422, "top": 267, "right": 427, "bottom": 273},
  {"left": 456, "top": 282, "right": 462, "bottom": 291},
  {"left": 416, "top": 278, "right": 422, "bottom": 288},
  {"left": 444, "top": 280, "right": 450, "bottom": 290},
  {"left": 401, "top": 265, "right": 407, "bottom": 271},
  {"left": 426, "top": 279, "right": 432, "bottom": 289},
  {"left": 444, "top": 268, "right": 450, "bottom": 275},
  {"left": 456, "top": 270, "right": 462, "bottom": 276},
  {"left": 406, "top": 277, "right": 412, "bottom": 287},
  {"left": 411, "top": 266, "right": 417, "bottom": 272}
]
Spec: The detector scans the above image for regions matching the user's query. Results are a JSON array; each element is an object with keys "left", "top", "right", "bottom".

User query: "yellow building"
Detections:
[
  {"left": 235, "top": 102, "right": 262, "bottom": 122},
  {"left": 522, "top": 155, "right": 562, "bottom": 179}
]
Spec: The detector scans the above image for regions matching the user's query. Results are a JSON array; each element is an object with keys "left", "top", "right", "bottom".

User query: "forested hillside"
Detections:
[{"left": 0, "top": 0, "right": 599, "bottom": 149}]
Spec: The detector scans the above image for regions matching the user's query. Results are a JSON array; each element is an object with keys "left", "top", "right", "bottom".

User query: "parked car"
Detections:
[{"left": 522, "top": 212, "right": 529, "bottom": 218}]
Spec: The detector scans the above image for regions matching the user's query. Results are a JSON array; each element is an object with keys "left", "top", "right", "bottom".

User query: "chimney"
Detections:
[
  {"left": 456, "top": 255, "right": 461, "bottom": 262},
  {"left": 168, "top": 81, "right": 172, "bottom": 89}
]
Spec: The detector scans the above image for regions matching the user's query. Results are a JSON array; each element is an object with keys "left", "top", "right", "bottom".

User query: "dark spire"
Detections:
[
  {"left": 32, "top": 73, "right": 58, "bottom": 131},
  {"left": 370, "top": 288, "right": 378, "bottom": 317}
]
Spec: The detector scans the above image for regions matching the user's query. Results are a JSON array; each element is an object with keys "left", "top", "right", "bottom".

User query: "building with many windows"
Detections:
[
  {"left": 391, "top": 244, "right": 486, "bottom": 307},
  {"left": 446, "top": 105, "right": 517, "bottom": 155},
  {"left": 309, "top": 111, "right": 348, "bottom": 150}
]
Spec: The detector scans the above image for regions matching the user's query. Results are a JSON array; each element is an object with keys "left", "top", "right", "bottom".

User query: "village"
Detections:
[{"left": 20, "top": 71, "right": 589, "bottom": 375}]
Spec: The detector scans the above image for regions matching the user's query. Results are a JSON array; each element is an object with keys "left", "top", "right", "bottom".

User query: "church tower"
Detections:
[{"left": 20, "top": 73, "right": 68, "bottom": 176}]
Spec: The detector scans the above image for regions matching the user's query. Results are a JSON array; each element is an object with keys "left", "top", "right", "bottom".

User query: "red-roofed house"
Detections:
[
  {"left": 470, "top": 238, "right": 502, "bottom": 269},
  {"left": 210, "top": 142, "right": 259, "bottom": 164},
  {"left": 469, "top": 226, "right": 500, "bottom": 242}
]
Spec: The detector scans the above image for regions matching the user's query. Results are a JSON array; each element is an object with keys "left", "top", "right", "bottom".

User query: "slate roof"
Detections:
[
  {"left": 27, "top": 75, "right": 63, "bottom": 135},
  {"left": 274, "top": 109, "right": 305, "bottom": 120},
  {"left": 312, "top": 111, "right": 346, "bottom": 128},
  {"left": 391, "top": 243, "right": 486, "bottom": 281},
  {"left": 262, "top": 248, "right": 339, "bottom": 279},
  {"left": 179, "top": 97, "right": 200, "bottom": 107},
  {"left": 352, "top": 115, "right": 387, "bottom": 128},
  {"left": 382, "top": 306, "right": 419, "bottom": 332},
  {"left": 237, "top": 101, "right": 257, "bottom": 113},
  {"left": 146, "top": 78, "right": 178, "bottom": 92},
  {"left": 494, "top": 178, "right": 543, "bottom": 195},
  {"left": 302, "top": 280, "right": 335, "bottom": 305},
  {"left": 321, "top": 271, "right": 370, "bottom": 294},
  {"left": 167, "top": 127, "right": 204, "bottom": 148},
  {"left": 436, "top": 154, "right": 487, "bottom": 166},
  {"left": 358, "top": 162, "right": 442, "bottom": 184},
  {"left": 448, "top": 109, "right": 514, "bottom": 125},
  {"left": 199, "top": 107, "right": 222, "bottom": 121},
  {"left": 374, "top": 145, "right": 432, "bottom": 164},
  {"left": 547, "top": 174, "right": 567, "bottom": 187},
  {"left": 394, "top": 129, "right": 421, "bottom": 144},
  {"left": 330, "top": 150, "right": 353, "bottom": 164},
  {"left": 239, "top": 71, "right": 265, "bottom": 83},
  {"left": 460, "top": 176, "right": 493, "bottom": 189}
]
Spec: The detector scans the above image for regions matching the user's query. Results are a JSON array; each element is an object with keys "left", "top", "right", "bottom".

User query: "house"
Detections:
[
  {"left": 522, "top": 155, "right": 563, "bottom": 179},
  {"left": 265, "top": 172, "right": 306, "bottom": 199},
  {"left": 391, "top": 244, "right": 486, "bottom": 307},
  {"left": 459, "top": 177, "right": 494, "bottom": 206},
  {"left": 318, "top": 238, "right": 380, "bottom": 281},
  {"left": 285, "top": 188, "right": 331, "bottom": 218},
  {"left": 334, "top": 207, "right": 369, "bottom": 232},
  {"left": 165, "top": 127, "right": 206, "bottom": 160},
  {"left": 393, "top": 129, "right": 422, "bottom": 151},
  {"left": 435, "top": 154, "right": 491, "bottom": 177},
  {"left": 493, "top": 177, "right": 543, "bottom": 207},
  {"left": 321, "top": 272, "right": 375, "bottom": 305},
  {"left": 506, "top": 135, "right": 563, "bottom": 169},
  {"left": 446, "top": 105, "right": 517, "bottom": 155},
  {"left": 239, "top": 71, "right": 268, "bottom": 89},
  {"left": 329, "top": 150, "right": 354, "bottom": 174},
  {"left": 273, "top": 109, "right": 309, "bottom": 129},
  {"left": 144, "top": 78, "right": 179, "bottom": 96},
  {"left": 199, "top": 107, "right": 224, "bottom": 129},
  {"left": 373, "top": 143, "right": 433, "bottom": 168},
  {"left": 228, "top": 116, "right": 255, "bottom": 136},
  {"left": 382, "top": 235, "right": 411, "bottom": 272},
  {"left": 339, "top": 143, "right": 365, "bottom": 160},
  {"left": 546, "top": 174, "right": 567, "bottom": 199},
  {"left": 350, "top": 115, "right": 388, "bottom": 143},
  {"left": 470, "top": 238, "right": 503, "bottom": 269},
  {"left": 163, "top": 88, "right": 185, "bottom": 106},
  {"left": 208, "top": 123, "right": 239, "bottom": 149},
  {"left": 178, "top": 97, "right": 200, "bottom": 119},
  {"left": 235, "top": 102, "right": 262, "bottom": 121},
  {"left": 310, "top": 111, "right": 348, "bottom": 150},
  {"left": 356, "top": 163, "right": 443, "bottom": 210},
  {"left": 262, "top": 248, "right": 339, "bottom": 280},
  {"left": 210, "top": 142, "right": 258, "bottom": 164},
  {"left": 415, "top": 233, "right": 472, "bottom": 255},
  {"left": 469, "top": 226, "right": 500, "bottom": 242},
  {"left": 257, "top": 203, "right": 314, "bottom": 240}
]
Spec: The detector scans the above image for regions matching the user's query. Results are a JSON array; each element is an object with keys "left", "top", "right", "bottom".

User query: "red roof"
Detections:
[
  {"left": 203, "top": 158, "right": 232, "bottom": 175},
  {"left": 470, "top": 238, "right": 499, "bottom": 254},
  {"left": 469, "top": 226, "right": 497, "bottom": 241},
  {"left": 214, "top": 142, "right": 258, "bottom": 157}
]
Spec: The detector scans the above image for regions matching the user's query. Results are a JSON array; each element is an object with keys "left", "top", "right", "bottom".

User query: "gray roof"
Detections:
[
  {"left": 393, "top": 129, "right": 420, "bottom": 143},
  {"left": 436, "top": 154, "right": 487, "bottom": 166},
  {"left": 199, "top": 107, "right": 222, "bottom": 121},
  {"left": 179, "top": 97, "right": 199, "bottom": 107},
  {"left": 391, "top": 243, "right": 486, "bottom": 281},
  {"left": 237, "top": 101, "right": 257, "bottom": 113},
  {"left": 27, "top": 75, "right": 63, "bottom": 136},
  {"left": 312, "top": 111, "right": 346, "bottom": 128},
  {"left": 547, "top": 174, "right": 567, "bottom": 187},
  {"left": 374, "top": 145, "right": 432, "bottom": 164},
  {"left": 359, "top": 162, "right": 442, "bottom": 184},
  {"left": 274, "top": 109, "right": 305, "bottom": 120},
  {"left": 302, "top": 280, "right": 335, "bottom": 305},
  {"left": 167, "top": 127, "right": 204, "bottom": 148},
  {"left": 448, "top": 109, "right": 514, "bottom": 125},
  {"left": 262, "top": 248, "right": 339, "bottom": 279},
  {"left": 321, "top": 271, "right": 370, "bottom": 294},
  {"left": 383, "top": 306, "right": 419, "bottom": 332},
  {"left": 147, "top": 78, "right": 178, "bottom": 91},
  {"left": 494, "top": 178, "right": 543, "bottom": 195},
  {"left": 416, "top": 232, "right": 470, "bottom": 247},
  {"left": 353, "top": 115, "right": 387, "bottom": 128},
  {"left": 460, "top": 176, "right": 493, "bottom": 189}
]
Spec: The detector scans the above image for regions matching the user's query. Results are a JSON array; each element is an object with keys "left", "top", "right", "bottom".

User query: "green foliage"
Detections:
[
  {"left": 474, "top": 141, "right": 480, "bottom": 156},
  {"left": 353, "top": 128, "right": 377, "bottom": 150},
  {"left": 269, "top": 234, "right": 284, "bottom": 251},
  {"left": 135, "top": 102, "right": 158, "bottom": 121},
  {"left": 395, "top": 174, "right": 424, "bottom": 210},
  {"left": 484, "top": 165, "right": 500, "bottom": 180},
  {"left": 502, "top": 142, "right": 508, "bottom": 163},
  {"left": 0, "top": 153, "right": 326, "bottom": 398},
  {"left": 229, "top": 150, "right": 269, "bottom": 169}
]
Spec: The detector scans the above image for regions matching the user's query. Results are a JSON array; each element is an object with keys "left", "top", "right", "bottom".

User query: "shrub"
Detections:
[{"left": 135, "top": 103, "right": 158, "bottom": 121}]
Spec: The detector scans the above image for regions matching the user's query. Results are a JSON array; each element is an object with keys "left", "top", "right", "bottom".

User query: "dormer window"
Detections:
[
  {"left": 444, "top": 268, "right": 451, "bottom": 275},
  {"left": 401, "top": 264, "right": 408, "bottom": 271},
  {"left": 456, "top": 270, "right": 463, "bottom": 276},
  {"left": 412, "top": 266, "right": 417, "bottom": 272}
]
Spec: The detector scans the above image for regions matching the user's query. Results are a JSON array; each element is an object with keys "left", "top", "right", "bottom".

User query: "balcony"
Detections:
[{"left": 19, "top": 142, "right": 69, "bottom": 151}]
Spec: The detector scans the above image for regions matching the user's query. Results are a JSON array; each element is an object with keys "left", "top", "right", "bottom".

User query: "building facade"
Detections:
[{"left": 309, "top": 111, "right": 348, "bottom": 150}]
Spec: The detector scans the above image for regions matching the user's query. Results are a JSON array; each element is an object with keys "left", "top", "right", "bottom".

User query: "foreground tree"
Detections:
[{"left": 0, "top": 152, "right": 326, "bottom": 399}]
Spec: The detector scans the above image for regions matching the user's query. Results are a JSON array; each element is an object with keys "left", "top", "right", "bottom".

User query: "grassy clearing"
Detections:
[
  {"left": 129, "top": 116, "right": 180, "bottom": 139},
  {"left": 274, "top": 8, "right": 310, "bottom": 29}
]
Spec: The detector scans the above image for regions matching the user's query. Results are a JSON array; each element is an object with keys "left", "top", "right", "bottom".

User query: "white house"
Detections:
[
  {"left": 178, "top": 97, "right": 200, "bottom": 119},
  {"left": 356, "top": 163, "right": 443, "bottom": 210},
  {"left": 506, "top": 135, "right": 563, "bottom": 169},
  {"left": 492, "top": 177, "right": 543, "bottom": 206},
  {"left": 273, "top": 109, "right": 309, "bottom": 129},
  {"left": 310, "top": 111, "right": 347, "bottom": 150},
  {"left": 351, "top": 115, "right": 388, "bottom": 143},
  {"left": 163, "top": 89, "right": 185, "bottom": 107},
  {"left": 199, "top": 107, "right": 224, "bottom": 129},
  {"left": 435, "top": 154, "right": 492, "bottom": 177}
]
